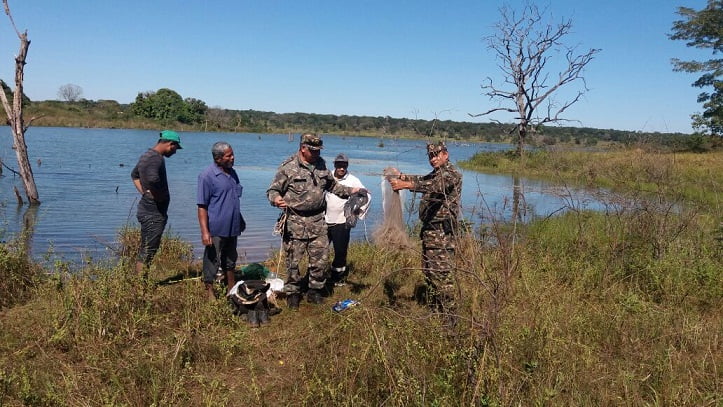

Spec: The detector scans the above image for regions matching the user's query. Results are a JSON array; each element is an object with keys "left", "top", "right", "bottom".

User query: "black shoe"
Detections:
[
  {"left": 306, "top": 289, "right": 325, "bottom": 304},
  {"left": 258, "top": 309, "right": 269, "bottom": 325},
  {"left": 286, "top": 293, "right": 301, "bottom": 310},
  {"left": 329, "top": 272, "right": 345, "bottom": 287},
  {"left": 247, "top": 310, "right": 260, "bottom": 328}
]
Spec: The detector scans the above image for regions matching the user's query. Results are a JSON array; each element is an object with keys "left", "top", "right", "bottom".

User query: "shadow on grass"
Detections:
[{"left": 155, "top": 270, "right": 203, "bottom": 286}]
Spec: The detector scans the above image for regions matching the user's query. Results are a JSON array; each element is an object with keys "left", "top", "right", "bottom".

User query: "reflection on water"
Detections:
[{"left": 0, "top": 127, "right": 602, "bottom": 266}]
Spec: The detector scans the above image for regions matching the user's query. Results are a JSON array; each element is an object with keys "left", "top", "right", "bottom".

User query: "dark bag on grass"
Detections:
[
  {"left": 232, "top": 280, "right": 270, "bottom": 305},
  {"left": 230, "top": 280, "right": 271, "bottom": 316}
]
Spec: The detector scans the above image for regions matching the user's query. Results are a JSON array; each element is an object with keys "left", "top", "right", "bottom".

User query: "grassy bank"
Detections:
[
  {"left": 20, "top": 101, "right": 494, "bottom": 141},
  {"left": 1, "top": 149, "right": 721, "bottom": 405},
  {"left": 460, "top": 148, "right": 723, "bottom": 210}
]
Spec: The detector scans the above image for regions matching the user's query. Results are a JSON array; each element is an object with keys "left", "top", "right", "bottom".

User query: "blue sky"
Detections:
[{"left": 0, "top": 0, "right": 710, "bottom": 134}]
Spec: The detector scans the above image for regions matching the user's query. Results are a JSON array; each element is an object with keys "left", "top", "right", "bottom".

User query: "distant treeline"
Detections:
[{"left": 12, "top": 91, "right": 716, "bottom": 152}]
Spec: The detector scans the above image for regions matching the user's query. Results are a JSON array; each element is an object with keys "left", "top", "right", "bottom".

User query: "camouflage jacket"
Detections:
[
  {"left": 406, "top": 161, "right": 462, "bottom": 230},
  {"left": 267, "top": 154, "right": 354, "bottom": 239}
]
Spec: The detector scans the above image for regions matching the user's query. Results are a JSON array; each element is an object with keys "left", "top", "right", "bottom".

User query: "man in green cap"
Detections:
[
  {"left": 388, "top": 141, "right": 462, "bottom": 328},
  {"left": 131, "top": 130, "right": 182, "bottom": 276}
]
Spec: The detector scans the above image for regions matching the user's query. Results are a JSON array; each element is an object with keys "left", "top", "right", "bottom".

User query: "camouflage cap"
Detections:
[
  {"left": 300, "top": 133, "right": 324, "bottom": 150},
  {"left": 426, "top": 141, "right": 447, "bottom": 155}
]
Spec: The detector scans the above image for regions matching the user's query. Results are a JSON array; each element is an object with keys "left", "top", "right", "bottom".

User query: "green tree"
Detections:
[
  {"left": 183, "top": 97, "right": 208, "bottom": 124},
  {"left": 131, "top": 88, "right": 190, "bottom": 123},
  {"left": 131, "top": 91, "right": 152, "bottom": 118},
  {"left": 670, "top": 0, "right": 723, "bottom": 137}
]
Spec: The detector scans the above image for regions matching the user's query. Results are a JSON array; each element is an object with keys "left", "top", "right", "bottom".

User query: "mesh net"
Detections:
[{"left": 373, "top": 167, "right": 414, "bottom": 250}]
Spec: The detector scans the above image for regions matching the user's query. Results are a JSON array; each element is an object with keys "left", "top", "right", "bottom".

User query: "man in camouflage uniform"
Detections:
[
  {"left": 389, "top": 141, "right": 462, "bottom": 322},
  {"left": 267, "top": 133, "right": 362, "bottom": 309}
]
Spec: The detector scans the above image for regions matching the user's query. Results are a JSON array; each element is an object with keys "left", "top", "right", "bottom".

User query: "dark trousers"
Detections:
[
  {"left": 202, "top": 236, "right": 239, "bottom": 284},
  {"left": 137, "top": 212, "right": 168, "bottom": 265},
  {"left": 327, "top": 223, "right": 351, "bottom": 269}
]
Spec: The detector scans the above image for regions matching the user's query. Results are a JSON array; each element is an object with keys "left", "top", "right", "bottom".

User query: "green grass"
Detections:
[
  {"left": 461, "top": 148, "right": 723, "bottom": 210},
  {"left": 0, "top": 232, "right": 41, "bottom": 309},
  {"left": 1, "top": 149, "right": 721, "bottom": 405}
]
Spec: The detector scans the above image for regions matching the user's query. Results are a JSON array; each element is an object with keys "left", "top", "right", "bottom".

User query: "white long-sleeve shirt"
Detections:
[{"left": 324, "top": 173, "right": 370, "bottom": 225}]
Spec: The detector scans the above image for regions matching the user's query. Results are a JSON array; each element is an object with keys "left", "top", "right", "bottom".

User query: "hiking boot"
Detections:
[
  {"left": 332, "top": 273, "right": 347, "bottom": 287},
  {"left": 286, "top": 293, "right": 301, "bottom": 310},
  {"left": 258, "top": 309, "right": 269, "bottom": 325},
  {"left": 247, "top": 310, "right": 260, "bottom": 328},
  {"left": 306, "top": 289, "right": 325, "bottom": 304},
  {"left": 331, "top": 266, "right": 347, "bottom": 286}
]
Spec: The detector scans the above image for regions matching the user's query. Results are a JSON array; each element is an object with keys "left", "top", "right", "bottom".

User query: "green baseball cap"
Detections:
[{"left": 159, "top": 130, "right": 183, "bottom": 149}]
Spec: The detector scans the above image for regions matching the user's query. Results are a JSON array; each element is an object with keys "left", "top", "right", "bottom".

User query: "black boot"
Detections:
[
  {"left": 306, "top": 289, "right": 325, "bottom": 304},
  {"left": 258, "top": 309, "right": 269, "bottom": 325},
  {"left": 247, "top": 310, "right": 260, "bottom": 328},
  {"left": 286, "top": 293, "right": 301, "bottom": 310},
  {"left": 331, "top": 266, "right": 347, "bottom": 287},
  {"left": 268, "top": 305, "right": 282, "bottom": 316}
]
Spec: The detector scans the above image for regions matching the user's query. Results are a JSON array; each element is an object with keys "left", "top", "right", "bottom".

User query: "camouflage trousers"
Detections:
[
  {"left": 282, "top": 233, "right": 329, "bottom": 294},
  {"left": 421, "top": 228, "right": 456, "bottom": 313}
]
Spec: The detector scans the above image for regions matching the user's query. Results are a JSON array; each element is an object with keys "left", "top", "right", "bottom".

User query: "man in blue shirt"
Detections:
[{"left": 197, "top": 141, "right": 244, "bottom": 299}]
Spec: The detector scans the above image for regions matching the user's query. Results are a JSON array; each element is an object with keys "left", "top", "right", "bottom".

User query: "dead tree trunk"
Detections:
[
  {"left": 0, "top": 0, "right": 39, "bottom": 205},
  {"left": 473, "top": 4, "right": 600, "bottom": 164}
]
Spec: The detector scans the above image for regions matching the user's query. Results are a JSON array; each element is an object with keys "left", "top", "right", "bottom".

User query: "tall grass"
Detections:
[
  {"left": 461, "top": 149, "right": 723, "bottom": 210},
  {"left": 0, "top": 149, "right": 721, "bottom": 405},
  {"left": 0, "top": 229, "right": 42, "bottom": 309},
  {"left": 455, "top": 147, "right": 722, "bottom": 404}
]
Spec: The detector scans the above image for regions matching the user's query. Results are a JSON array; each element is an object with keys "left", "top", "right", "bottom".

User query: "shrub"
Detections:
[{"left": 0, "top": 237, "right": 41, "bottom": 308}]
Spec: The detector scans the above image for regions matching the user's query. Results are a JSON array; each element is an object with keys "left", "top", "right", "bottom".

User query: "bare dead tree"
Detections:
[
  {"left": 57, "top": 83, "right": 83, "bottom": 102},
  {"left": 0, "top": 0, "right": 40, "bottom": 205},
  {"left": 472, "top": 3, "right": 600, "bottom": 160}
]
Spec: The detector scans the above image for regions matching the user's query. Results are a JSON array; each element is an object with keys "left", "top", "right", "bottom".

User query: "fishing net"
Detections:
[{"left": 373, "top": 167, "right": 414, "bottom": 250}]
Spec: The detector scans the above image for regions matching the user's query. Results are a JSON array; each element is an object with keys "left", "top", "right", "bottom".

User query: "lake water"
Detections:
[{"left": 0, "top": 127, "right": 601, "bottom": 266}]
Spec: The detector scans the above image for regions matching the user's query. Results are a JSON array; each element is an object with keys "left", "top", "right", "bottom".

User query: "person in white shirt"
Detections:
[{"left": 324, "top": 153, "right": 370, "bottom": 285}]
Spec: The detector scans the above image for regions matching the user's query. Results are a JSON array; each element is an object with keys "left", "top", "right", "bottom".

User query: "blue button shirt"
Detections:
[{"left": 197, "top": 163, "right": 243, "bottom": 237}]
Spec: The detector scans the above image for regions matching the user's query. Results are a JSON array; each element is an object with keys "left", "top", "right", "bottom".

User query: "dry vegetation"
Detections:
[{"left": 0, "top": 148, "right": 721, "bottom": 405}]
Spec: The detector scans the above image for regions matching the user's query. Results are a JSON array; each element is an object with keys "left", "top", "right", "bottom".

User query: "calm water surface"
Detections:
[{"left": 0, "top": 127, "right": 601, "bottom": 266}]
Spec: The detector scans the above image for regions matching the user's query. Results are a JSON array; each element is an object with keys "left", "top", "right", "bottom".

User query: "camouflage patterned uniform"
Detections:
[
  {"left": 404, "top": 142, "right": 462, "bottom": 313},
  {"left": 267, "top": 135, "right": 354, "bottom": 295}
]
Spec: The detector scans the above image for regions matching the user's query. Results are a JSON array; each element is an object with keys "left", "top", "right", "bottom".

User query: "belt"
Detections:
[
  {"left": 422, "top": 219, "right": 454, "bottom": 233},
  {"left": 292, "top": 208, "right": 325, "bottom": 217}
]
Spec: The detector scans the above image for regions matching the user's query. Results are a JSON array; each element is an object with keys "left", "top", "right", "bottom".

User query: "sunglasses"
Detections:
[{"left": 334, "top": 163, "right": 348, "bottom": 169}]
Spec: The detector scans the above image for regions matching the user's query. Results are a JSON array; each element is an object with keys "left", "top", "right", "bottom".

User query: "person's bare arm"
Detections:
[{"left": 197, "top": 206, "right": 212, "bottom": 246}]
